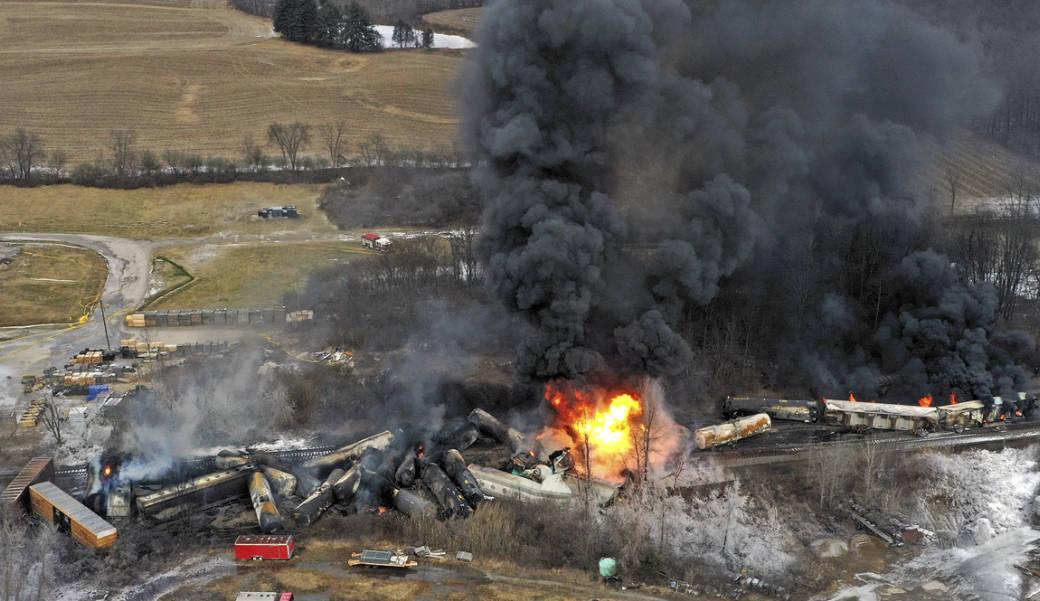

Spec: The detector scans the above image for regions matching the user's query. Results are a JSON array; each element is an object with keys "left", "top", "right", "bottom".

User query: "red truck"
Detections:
[{"left": 234, "top": 534, "right": 295, "bottom": 561}]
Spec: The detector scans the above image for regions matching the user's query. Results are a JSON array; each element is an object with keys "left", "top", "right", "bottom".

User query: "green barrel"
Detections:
[{"left": 598, "top": 557, "right": 617, "bottom": 578}]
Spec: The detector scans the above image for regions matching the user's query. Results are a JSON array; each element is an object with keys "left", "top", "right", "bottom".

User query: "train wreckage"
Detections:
[{"left": 59, "top": 408, "right": 620, "bottom": 539}]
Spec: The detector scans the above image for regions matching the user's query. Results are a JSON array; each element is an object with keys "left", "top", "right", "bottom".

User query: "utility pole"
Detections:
[{"left": 98, "top": 299, "right": 112, "bottom": 350}]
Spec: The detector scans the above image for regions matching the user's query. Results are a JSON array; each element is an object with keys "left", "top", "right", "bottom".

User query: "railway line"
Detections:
[
  {"left": 5, "top": 422, "right": 1040, "bottom": 492},
  {"left": 694, "top": 418, "right": 1040, "bottom": 474}
]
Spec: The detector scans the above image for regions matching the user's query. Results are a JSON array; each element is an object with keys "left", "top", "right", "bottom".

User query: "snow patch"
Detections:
[{"left": 373, "top": 25, "right": 475, "bottom": 49}]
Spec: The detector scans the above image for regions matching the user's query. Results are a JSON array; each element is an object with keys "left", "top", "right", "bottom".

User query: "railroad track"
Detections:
[{"left": 695, "top": 420, "right": 1040, "bottom": 474}]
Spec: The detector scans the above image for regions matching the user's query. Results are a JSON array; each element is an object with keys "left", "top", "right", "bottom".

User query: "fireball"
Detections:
[
  {"left": 918, "top": 394, "right": 934, "bottom": 408},
  {"left": 573, "top": 393, "right": 642, "bottom": 454},
  {"left": 543, "top": 382, "right": 645, "bottom": 479}
]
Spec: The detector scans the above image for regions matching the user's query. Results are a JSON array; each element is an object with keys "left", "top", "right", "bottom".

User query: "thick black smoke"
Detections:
[{"left": 463, "top": 0, "right": 1032, "bottom": 397}]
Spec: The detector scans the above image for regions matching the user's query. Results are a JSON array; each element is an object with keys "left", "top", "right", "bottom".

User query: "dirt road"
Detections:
[{"left": 0, "top": 229, "right": 441, "bottom": 407}]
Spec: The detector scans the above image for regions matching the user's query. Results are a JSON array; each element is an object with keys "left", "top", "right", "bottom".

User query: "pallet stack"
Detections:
[
  {"left": 71, "top": 350, "right": 105, "bottom": 365},
  {"left": 18, "top": 400, "right": 46, "bottom": 428},
  {"left": 124, "top": 313, "right": 147, "bottom": 328}
]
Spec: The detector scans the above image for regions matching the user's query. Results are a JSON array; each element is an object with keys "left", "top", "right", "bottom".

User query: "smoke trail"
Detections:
[{"left": 464, "top": 0, "right": 1030, "bottom": 397}]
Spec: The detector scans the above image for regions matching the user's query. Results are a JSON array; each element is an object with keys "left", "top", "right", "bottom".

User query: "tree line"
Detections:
[
  {"left": 0, "top": 124, "right": 466, "bottom": 187},
  {"left": 273, "top": 0, "right": 433, "bottom": 51},
  {"left": 232, "top": 0, "right": 482, "bottom": 23}
]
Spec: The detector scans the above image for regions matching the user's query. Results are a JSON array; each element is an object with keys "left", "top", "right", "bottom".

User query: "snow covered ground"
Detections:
[
  {"left": 822, "top": 446, "right": 1040, "bottom": 601},
  {"left": 52, "top": 553, "right": 234, "bottom": 601},
  {"left": 373, "top": 26, "right": 475, "bottom": 49}
]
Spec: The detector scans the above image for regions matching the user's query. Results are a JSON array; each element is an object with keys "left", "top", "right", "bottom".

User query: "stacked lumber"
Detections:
[
  {"left": 18, "top": 400, "right": 46, "bottom": 428},
  {"left": 72, "top": 350, "right": 104, "bottom": 365}
]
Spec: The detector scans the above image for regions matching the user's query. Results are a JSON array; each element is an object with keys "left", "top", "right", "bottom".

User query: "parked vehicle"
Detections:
[
  {"left": 361, "top": 233, "right": 392, "bottom": 252},
  {"left": 258, "top": 206, "right": 299, "bottom": 219}
]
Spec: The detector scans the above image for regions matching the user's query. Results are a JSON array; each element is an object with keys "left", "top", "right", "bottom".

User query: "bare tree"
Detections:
[
  {"left": 447, "top": 227, "right": 479, "bottom": 284},
  {"left": 241, "top": 135, "right": 267, "bottom": 172},
  {"left": 358, "top": 132, "right": 389, "bottom": 166},
  {"left": 319, "top": 121, "right": 347, "bottom": 168},
  {"left": 39, "top": 398, "right": 64, "bottom": 446},
  {"left": 804, "top": 441, "right": 856, "bottom": 509},
  {"left": 0, "top": 514, "right": 58, "bottom": 601},
  {"left": 2, "top": 129, "right": 45, "bottom": 180},
  {"left": 945, "top": 163, "right": 962, "bottom": 215},
  {"left": 48, "top": 148, "right": 67, "bottom": 177},
  {"left": 109, "top": 128, "right": 138, "bottom": 176},
  {"left": 953, "top": 192, "right": 1039, "bottom": 320},
  {"left": 267, "top": 122, "right": 311, "bottom": 171}
]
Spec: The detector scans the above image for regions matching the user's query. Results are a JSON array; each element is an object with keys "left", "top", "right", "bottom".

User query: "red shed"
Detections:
[{"left": 235, "top": 534, "right": 294, "bottom": 561}]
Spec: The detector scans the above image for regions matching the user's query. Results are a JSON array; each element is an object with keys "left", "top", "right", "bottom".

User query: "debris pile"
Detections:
[
  {"left": 847, "top": 501, "right": 932, "bottom": 547},
  {"left": 90, "top": 408, "right": 618, "bottom": 533}
]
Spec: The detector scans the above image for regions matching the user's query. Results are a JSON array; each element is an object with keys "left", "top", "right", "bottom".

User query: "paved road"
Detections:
[{"left": 0, "top": 234, "right": 153, "bottom": 407}]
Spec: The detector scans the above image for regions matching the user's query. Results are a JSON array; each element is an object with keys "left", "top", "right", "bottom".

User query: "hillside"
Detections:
[{"left": 0, "top": 0, "right": 464, "bottom": 163}]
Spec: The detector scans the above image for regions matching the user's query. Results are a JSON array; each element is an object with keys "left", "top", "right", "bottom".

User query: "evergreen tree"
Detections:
[
  {"left": 343, "top": 3, "right": 381, "bottom": 52},
  {"left": 421, "top": 28, "right": 434, "bottom": 49},
  {"left": 392, "top": 20, "right": 415, "bottom": 49},
  {"left": 273, "top": 0, "right": 296, "bottom": 38},
  {"left": 392, "top": 20, "right": 407, "bottom": 48},
  {"left": 283, "top": 0, "right": 317, "bottom": 42},
  {"left": 318, "top": 2, "right": 342, "bottom": 47},
  {"left": 296, "top": 0, "right": 319, "bottom": 43}
]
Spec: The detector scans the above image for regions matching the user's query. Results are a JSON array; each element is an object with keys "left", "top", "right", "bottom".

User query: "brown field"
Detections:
[
  {"left": 0, "top": 0, "right": 464, "bottom": 163},
  {"left": 0, "top": 243, "right": 107, "bottom": 326},
  {"left": 917, "top": 130, "right": 1040, "bottom": 212},
  {"left": 0, "top": 182, "right": 334, "bottom": 237},
  {"left": 150, "top": 241, "right": 373, "bottom": 308},
  {"left": 423, "top": 7, "right": 483, "bottom": 36}
]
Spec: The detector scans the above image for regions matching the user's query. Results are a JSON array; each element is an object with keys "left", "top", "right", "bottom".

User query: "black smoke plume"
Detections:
[{"left": 463, "top": 0, "right": 1032, "bottom": 398}]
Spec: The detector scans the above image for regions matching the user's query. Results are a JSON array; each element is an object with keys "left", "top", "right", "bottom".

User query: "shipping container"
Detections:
[
  {"left": 234, "top": 534, "right": 295, "bottom": 561},
  {"left": 236, "top": 594, "right": 277, "bottom": 601},
  {"left": 1, "top": 457, "right": 54, "bottom": 514},
  {"left": 29, "top": 481, "right": 117, "bottom": 549}
]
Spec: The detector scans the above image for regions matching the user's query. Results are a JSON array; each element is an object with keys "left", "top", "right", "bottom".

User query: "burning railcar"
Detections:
[
  {"left": 823, "top": 399, "right": 939, "bottom": 433},
  {"left": 722, "top": 397, "right": 819, "bottom": 422},
  {"left": 136, "top": 464, "right": 256, "bottom": 520}
]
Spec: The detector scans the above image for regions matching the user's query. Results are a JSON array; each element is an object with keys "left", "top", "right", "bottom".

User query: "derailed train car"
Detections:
[
  {"left": 822, "top": 399, "right": 938, "bottom": 433},
  {"left": 722, "top": 397, "right": 819, "bottom": 422},
  {"left": 30, "top": 482, "right": 117, "bottom": 549},
  {"left": 823, "top": 398, "right": 989, "bottom": 433},
  {"left": 695, "top": 413, "right": 772, "bottom": 450}
]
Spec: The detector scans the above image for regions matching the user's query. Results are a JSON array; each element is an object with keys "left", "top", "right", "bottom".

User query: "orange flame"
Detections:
[
  {"left": 949, "top": 392, "right": 958, "bottom": 405},
  {"left": 918, "top": 394, "right": 933, "bottom": 408},
  {"left": 849, "top": 392, "right": 858, "bottom": 403},
  {"left": 544, "top": 382, "right": 644, "bottom": 479},
  {"left": 102, "top": 465, "right": 113, "bottom": 478}
]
